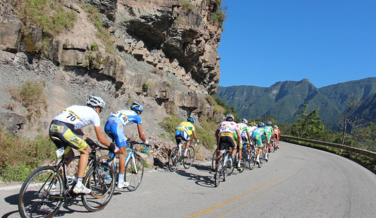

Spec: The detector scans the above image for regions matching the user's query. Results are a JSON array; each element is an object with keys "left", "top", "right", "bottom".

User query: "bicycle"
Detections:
[
  {"left": 100, "top": 140, "right": 149, "bottom": 191},
  {"left": 214, "top": 149, "right": 233, "bottom": 187},
  {"left": 168, "top": 140, "right": 197, "bottom": 172},
  {"left": 18, "top": 139, "right": 115, "bottom": 218},
  {"left": 270, "top": 138, "right": 276, "bottom": 153}
]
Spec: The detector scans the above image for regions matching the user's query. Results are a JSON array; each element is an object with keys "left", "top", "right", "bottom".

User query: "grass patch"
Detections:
[
  {"left": 8, "top": 79, "right": 47, "bottom": 121},
  {"left": 180, "top": 0, "right": 195, "bottom": 10},
  {"left": 0, "top": 128, "right": 56, "bottom": 181},
  {"left": 11, "top": 0, "right": 77, "bottom": 36},
  {"left": 159, "top": 115, "right": 184, "bottom": 141},
  {"left": 81, "top": 4, "right": 114, "bottom": 53}
]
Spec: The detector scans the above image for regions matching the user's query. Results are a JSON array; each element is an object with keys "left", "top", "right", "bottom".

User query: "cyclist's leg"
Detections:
[
  {"left": 50, "top": 120, "right": 90, "bottom": 193},
  {"left": 105, "top": 117, "right": 128, "bottom": 188}
]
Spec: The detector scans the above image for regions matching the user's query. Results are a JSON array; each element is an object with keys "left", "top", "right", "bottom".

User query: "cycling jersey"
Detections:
[
  {"left": 50, "top": 105, "right": 98, "bottom": 154},
  {"left": 176, "top": 121, "right": 195, "bottom": 136},
  {"left": 238, "top": 123, "right": 249, "bottom": 145},
  {"left": 264, "top": 126, "right": 273, "bottom": 143},
  {"left": 217, "top": 121, "right": 240, "bottom": 149},
  {"left": 247, "top": 126, "right": 257, "bottom": 135},
  {"left": 105, "top": 110, "right": 142, "bottom": 148},
  {"left": 52, "top": 105, "right": 100, "bottom": 129}
]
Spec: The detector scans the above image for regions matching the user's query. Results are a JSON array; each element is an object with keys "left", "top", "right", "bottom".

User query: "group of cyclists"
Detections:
[
  {"left": 214, "top": 113, "right": 281, "bottom": 171},
  {"left": 48, "top": 95, "right": 150, "bottom": 194}
]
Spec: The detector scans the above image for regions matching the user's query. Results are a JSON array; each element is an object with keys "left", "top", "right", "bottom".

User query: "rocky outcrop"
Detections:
[
  {"left": 0, "top": 112, "right": 27, "bottom": 133},
  {"left": 115, "top": 0, "right": 222, "bottom": 94}
]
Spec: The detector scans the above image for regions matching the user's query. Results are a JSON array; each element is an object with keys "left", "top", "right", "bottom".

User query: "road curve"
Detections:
[{"left": 2, "top": 141, "right": 376, "bottom": 218}]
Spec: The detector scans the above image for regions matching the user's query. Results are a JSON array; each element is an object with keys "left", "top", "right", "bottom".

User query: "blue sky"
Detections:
[{"left": 217, "top": 0, "right": 376, "bottom": 88}]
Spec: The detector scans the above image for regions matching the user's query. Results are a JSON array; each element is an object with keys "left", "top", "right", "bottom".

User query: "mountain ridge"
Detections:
[{"left": 217, "top": 77, "right": 376, "bottom": 127}]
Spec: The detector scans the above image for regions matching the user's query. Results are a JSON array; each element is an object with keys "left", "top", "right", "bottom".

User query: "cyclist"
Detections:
[
  {"left": 175, "top": 116, "right": 199, "bottom": 157},
  {"left": 49, "top": 96, "right": 118, "bottom": 194},
  {"left": 214, "top": 114, "right": 241, "bottom": 170},
  {"left": 237, "top": 118, "right": 250, "bottom": 171},
  {"left": 246, "top": 121, "right": 257, "bottom": 158},
  {"left": 273, "top": 125, "right": 281, "bottom": 149},
  {"left": 251, "top": 122, "right": 268, "bottom": 164},
  {"left": 264, "top": 121, "right": 273, "bottom": 158},
  {"left": 104, "top": 102, "right": 150, "bottom": 189}
]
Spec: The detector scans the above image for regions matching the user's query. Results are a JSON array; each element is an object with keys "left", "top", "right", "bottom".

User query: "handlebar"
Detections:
[{"left": 126, "top": 140, "right": 150, "bottom": 153}]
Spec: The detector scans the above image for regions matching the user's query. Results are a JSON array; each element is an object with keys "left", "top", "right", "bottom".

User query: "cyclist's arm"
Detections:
[
  {"left": 192, "top": 131, "right": 198, "bottom": 141},
  {"left": 94, "top": 126, "right": 111, "bottom": 146},
  {"left": 137, "top": 123, "right": 147, "bottom": 143}
]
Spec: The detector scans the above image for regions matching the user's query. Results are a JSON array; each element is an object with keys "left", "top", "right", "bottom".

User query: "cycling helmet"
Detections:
[
  {"left": 257, "top": 122, "right": 264, "bottom": 127},
  {"left": 250, "top": 122, "right": 256, "bottom": 126},
  {"left": 225, "top": 113, "right": 234, "bottom": 121},
  {"left": 266, "top": 121, "right": 272, "bottom": 126},
  {"left": 187, "top": 116, "right": 195, "bottom": 123},
  {"left": 130, "top": 102, "right": 143, "bottom": 114},
  {"left": 87, "top": 96, "right": 105, "bottom": 109},
  {"left": 242, "top": 118, "right": 248, "bottom": 124},
  {"left": 274, "top": 125, "right": 278, "bottom": 128}
]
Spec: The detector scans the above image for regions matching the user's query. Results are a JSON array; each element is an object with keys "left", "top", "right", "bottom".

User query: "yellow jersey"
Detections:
[{"left": 176, "top": 121, "right": 195, "bottom": 136}]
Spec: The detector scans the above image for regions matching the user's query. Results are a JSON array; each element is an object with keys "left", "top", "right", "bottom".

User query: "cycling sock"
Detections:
[
  {"left": 118, "top": 174, "right": 124, "bottom": 184},
  {"left": 256, "top": 155, "right": 259, "bottom": 162},
  {"left": 76, "top": 177, "right": 83, "bottom": 187},
  {"left": 183, "top": 149, "right": 187, "bottom": 155}
]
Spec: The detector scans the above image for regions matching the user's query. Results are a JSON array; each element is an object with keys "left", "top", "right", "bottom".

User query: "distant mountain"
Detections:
[
  {"left": 351, "top": 93, "right": 376, "bottom": 124},
  {"left": 217, "top": 77, "right": 376, "bottom": 127}
]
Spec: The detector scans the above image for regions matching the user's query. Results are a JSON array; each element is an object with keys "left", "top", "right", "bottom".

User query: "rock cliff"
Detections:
[{"left": 0, "top": 0, "right": 225, "bottom": 163}]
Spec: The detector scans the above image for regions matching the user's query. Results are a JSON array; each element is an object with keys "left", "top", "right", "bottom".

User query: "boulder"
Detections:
[{"left": 0, "top": 112, "right": 27, "bottom": 133}]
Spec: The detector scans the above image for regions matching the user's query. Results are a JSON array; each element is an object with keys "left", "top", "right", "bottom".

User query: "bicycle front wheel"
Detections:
[
  {"left": 82, "top": 163, "right": 115, "bottom": 212},
  {"left": 168, "top": 147, "right": 179, "bottom": 172},
  {"left": 18, "top": 166, "right": 64, "bottom": 218},
  {"left": 125, "top": 154, "right": 144, "bottom": 191},
  {"left": 183, "top": 146, "right": 195, "bottom": 169}
]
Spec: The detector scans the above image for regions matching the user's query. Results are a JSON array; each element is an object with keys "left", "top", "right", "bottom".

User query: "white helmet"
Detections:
[
  {"left": 225, "top": 114, "right": 234, "bottom": 121},
  {"left": 87, "top": 96, "right": 105, "bottom": 109},
  {"left": 242, "top": 118, "right": 248, "bottom": 124}
]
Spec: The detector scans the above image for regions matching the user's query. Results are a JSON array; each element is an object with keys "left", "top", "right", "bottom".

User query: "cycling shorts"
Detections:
[
  {"left": 251, "top": 133, "right": 263, "bottom": 147},
  {"left": 266, "top": 134, "right": 271, "bottom": 143},
  {"left": 49, "top": 120, "right": 88, "bottom": 154},
  {"left": 218, "top": 132, "right": 237, "bottom": 150},
  {"left": 175, "top": 130, "right": 190, "bottom": 145},
  {"left": 105, "top": 117, "right": 127, "bottom": 148}
]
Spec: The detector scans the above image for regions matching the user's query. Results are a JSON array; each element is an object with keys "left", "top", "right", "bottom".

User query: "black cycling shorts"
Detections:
[{"left": 218, "top": 132, "right": 237, "bottom": 150}]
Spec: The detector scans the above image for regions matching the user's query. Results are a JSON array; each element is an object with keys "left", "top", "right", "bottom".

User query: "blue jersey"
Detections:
[{"left": 109, "top": 110, "right": 141, "bottom": 126}]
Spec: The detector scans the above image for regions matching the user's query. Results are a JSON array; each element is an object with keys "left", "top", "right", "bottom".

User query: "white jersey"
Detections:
[
  {"left": 52, "top": 105, "right": 100, "bottom": 129},
  {"left": 247, "top": 126, "right": 257, "bottom": 135},
  {"left": 217, "top": 121, "right": 240, "bottom": 134}
]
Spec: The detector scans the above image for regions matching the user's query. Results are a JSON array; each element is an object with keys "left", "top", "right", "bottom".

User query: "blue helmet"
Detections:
[
  {"left": 130, "top": 102, "right": 143, "bottom": 114},
  {"left": 187, "top": 116, "right": 195, "bottom": 123},
  {"left": 266, "top": 121, "right": 272, "bottom": 126},
  {"left": 258, "top": 122, "right": 264, "bottom": 127}
]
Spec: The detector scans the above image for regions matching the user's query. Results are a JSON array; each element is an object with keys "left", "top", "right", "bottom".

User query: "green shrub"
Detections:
[
  {"left": 91, "top": 42, "right": 98, "bottom": 51},
  {"left": 0, "top": 128, "right": 56, "bottom": 181},
  {"left": 8, "top": 79, "right": 47, "bottom": 121},
  {"left": 159, "top": 115, "right": 184, "bottom": 141},
  {"left": 180, "top": 0, "right": 195, "bottom": 10}
]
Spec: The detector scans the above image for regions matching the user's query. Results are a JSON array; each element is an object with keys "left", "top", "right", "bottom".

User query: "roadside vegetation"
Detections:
[{"left": 0, "top": 127, "right": 55, "bottom": 182}]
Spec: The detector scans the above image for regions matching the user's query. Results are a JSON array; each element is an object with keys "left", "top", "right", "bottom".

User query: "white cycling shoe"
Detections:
[
  {"left": 117, "top": 181, "right": 130, "bottom": 189},
  {"left": 73, "top": 185, "right": 91, "bottom": 194}
]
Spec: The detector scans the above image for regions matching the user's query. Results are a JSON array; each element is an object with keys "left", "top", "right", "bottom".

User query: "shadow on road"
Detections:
[{"left": 175, "top": 164, "right": 215, "bottom": 188}]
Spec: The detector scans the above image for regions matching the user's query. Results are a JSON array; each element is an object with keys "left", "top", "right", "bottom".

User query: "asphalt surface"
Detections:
[{"left": 2, "top": 141, "right": 376, "bottom": 218}]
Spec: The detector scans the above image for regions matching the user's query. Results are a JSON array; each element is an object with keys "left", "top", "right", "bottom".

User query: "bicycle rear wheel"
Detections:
[
  {"left": 226, "top": 156, "right": 235, "bottom": 176},
  {"left": 18, "top": 166, "right": 64, "bottom": 218},
  {"left": 211, "top": 149, "right": 217, "bottom": 171},
  {"left": 168, "top": 147, "right": 179, "bottom": 172},
  {"left": 82, "top": 163, "right": 115, "bottom": 212},
  {"left": 125, "top": 154, "right": 144, "bottom": 191},
  {"left": 183, "top": 146, "right": 195, "bottom": 169},
  {"left": 214, "top": 156, "right": 224, "bottom": 187}
]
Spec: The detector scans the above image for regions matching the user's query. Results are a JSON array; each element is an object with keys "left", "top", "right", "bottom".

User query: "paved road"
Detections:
[{"left": 2, "top": 142, "right": 376, "bottom": 218}]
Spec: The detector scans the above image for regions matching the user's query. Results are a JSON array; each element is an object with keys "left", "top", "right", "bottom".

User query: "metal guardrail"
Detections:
[{"left": 280, "top": 135, "right": 376, "bottom": 159}]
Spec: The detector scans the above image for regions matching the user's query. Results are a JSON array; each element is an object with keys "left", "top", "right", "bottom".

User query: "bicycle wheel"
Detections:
[
  {"left": 82, "top": 163, "right": 115, "bottom": 212},
  {"left": 183, "top": 146, "right": 195, "bottom": 169},
  {"left": 214, "top": 156, "right": 224, "bottom": 187},
  {"left": 211, "top": 149, "right": 217, "bottom": 171},
  {"left": 226, "top": 156, "right": 235, "bottom": 176},
  {"left": 168, "top": 147, "right": 179, "bottom": 172},
  {"left": 18, "top": 166, "right": 64, "bottom": 218},
  {"left": 125, "top": 154, "right": 144, "bottom": 191}
]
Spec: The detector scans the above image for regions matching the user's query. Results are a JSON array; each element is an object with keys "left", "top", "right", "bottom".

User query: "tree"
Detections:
[
  {"left": 337, "top": 95, "right": 362, "bottom": 145},
  {"left": 291, "top": 104, "right": 325, "bottom": 139}
]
